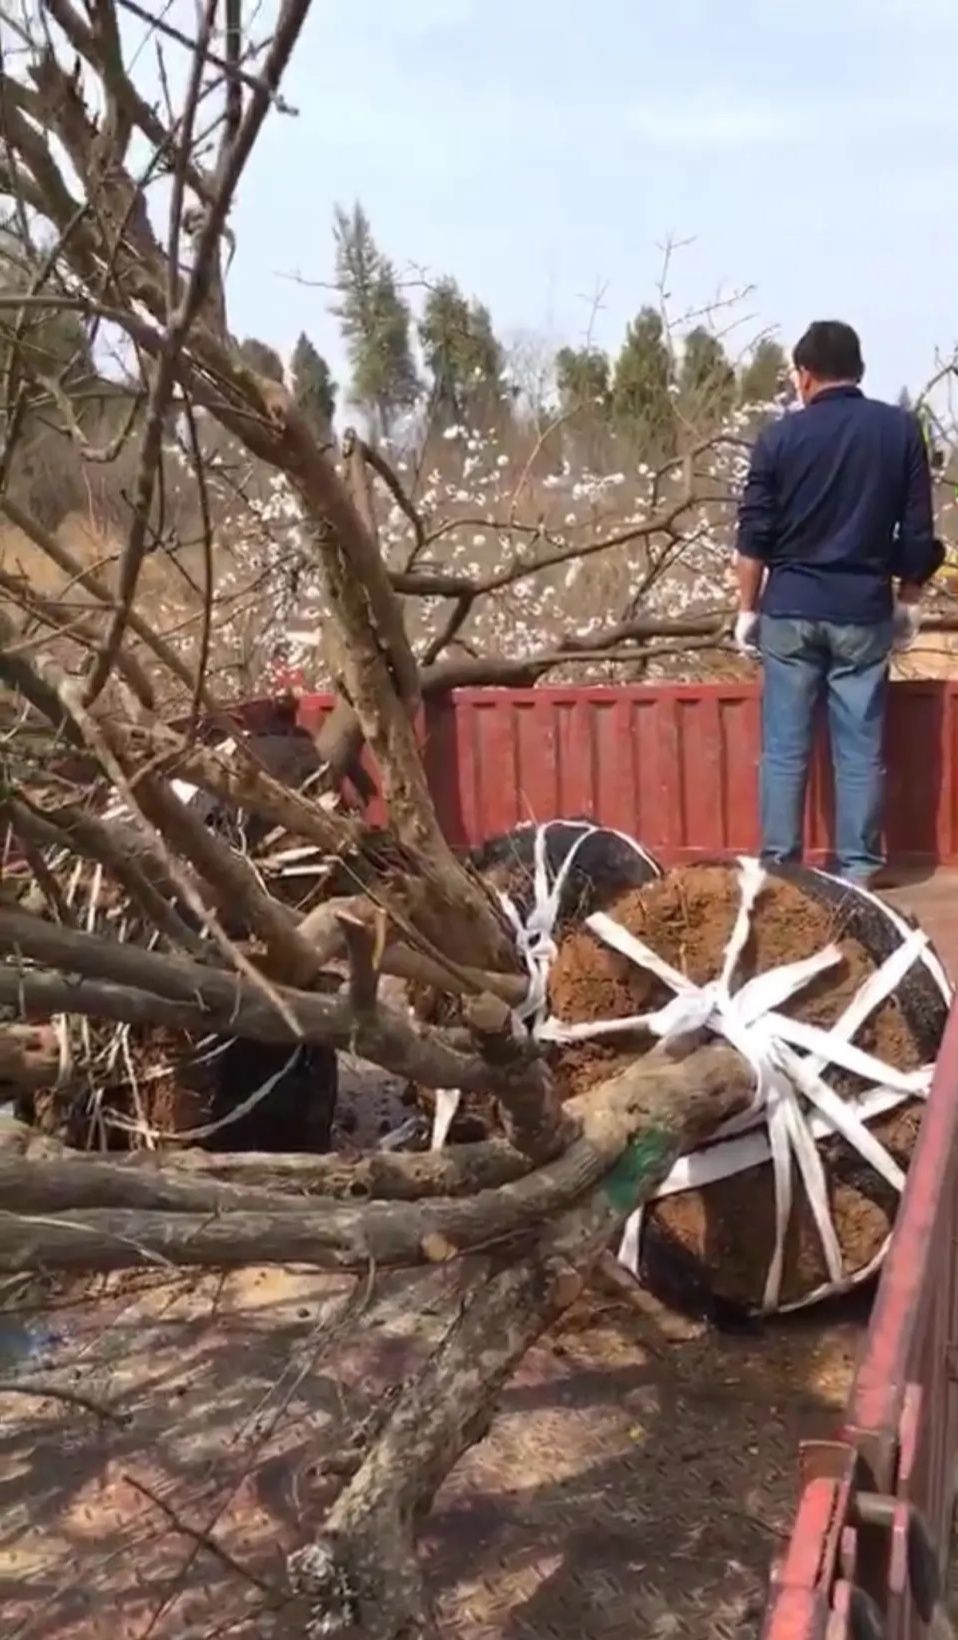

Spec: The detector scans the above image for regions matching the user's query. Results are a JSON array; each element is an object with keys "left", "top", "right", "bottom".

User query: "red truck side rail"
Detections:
[
  {"left": 764, "top": 997, "right": 958, "bottom": 1638},
  {"left": 290, "top": 679, "right": 958, "bottom": 865},
  {"left": 284, "top": 678, "right": 958, "bottom": 1629}
]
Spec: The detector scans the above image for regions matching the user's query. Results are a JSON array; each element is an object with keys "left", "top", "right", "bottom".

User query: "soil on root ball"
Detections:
[
  {"left": 407, "top": 822, "right": 664, "bottom": 1147},
  {"left": 547, "top": 862, "right": 938, "bottom": 1314}
]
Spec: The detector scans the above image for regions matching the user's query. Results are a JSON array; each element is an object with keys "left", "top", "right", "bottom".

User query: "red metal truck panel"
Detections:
[
  {"left": 291, "top": 680, "right": 958, "bottom": 865},
  {"left": 422, "top": 686, "right": 763, "bottom": 855},
  {"left": 763, "top": 995, "right": 958, "bottom": 1638},
  {"left": 764, "top": 1476, "right": 850, "bottom": 1638},
  {"left": 838, "top": 994, "right": 958, "bottom": 1636}
]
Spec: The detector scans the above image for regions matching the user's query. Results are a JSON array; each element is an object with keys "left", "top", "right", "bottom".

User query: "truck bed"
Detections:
[
  {"left": 1, "top": 871, "right": 955, "bottom": 1639},
  {"left": 0, "top": 1264, "right": 864, "bottom": 1639}
]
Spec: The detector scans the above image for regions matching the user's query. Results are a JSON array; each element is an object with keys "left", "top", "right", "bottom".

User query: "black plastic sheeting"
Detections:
[
  {"left": 470, "top": 818, "right": 662, "bottom": 931},
  {"left": 181, "top": 1037, "right": 338, "bottom": 1153},
  {"left": 439, "top": 820, "right": 663, "bottom": 1149},
  {"left": 776, "top": 865, "right": 948, "bottom": 1064}
]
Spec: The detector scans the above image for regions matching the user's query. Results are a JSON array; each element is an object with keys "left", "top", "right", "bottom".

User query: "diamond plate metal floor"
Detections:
[
  {"left": 0, "top": 1270, "right": 865, "bottom": 1638},
  {"left": 423, "top": 1297, "right": 864, "bottom": 1639}
]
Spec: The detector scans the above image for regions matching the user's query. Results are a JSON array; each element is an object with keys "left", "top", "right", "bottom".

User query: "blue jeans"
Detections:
[{"left": 760, "top": 616, "right": 893, "bottom": 882}]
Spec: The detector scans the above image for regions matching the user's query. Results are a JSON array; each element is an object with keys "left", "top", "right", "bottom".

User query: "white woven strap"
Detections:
[
  {"left": 496, "top": 821, "right": 661, "bottom": 1030},
  {"left": 430, "top": 821, "right": 659, "bottom": 1148}
]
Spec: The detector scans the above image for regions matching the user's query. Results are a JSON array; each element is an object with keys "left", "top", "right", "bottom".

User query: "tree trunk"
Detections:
[{"left": 286, "top": 1103, "right": 702, "bottom": 1638}]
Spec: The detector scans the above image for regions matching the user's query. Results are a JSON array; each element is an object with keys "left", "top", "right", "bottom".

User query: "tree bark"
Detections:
[
  {"left": 0, "top": 1123, "right": 530, "bottom": 1200},
  {"left": 312, "top": 698, "right": 376, "bottom": 804},
  {"left": 0, "top": 1154, "right": 311, "bottom": 1215},
  {"left": 286, "top": 1099, "right": 705, "bottom": 1638},
  {"left": 0, "top": 908, "right": 508, "bottom": 1092},
  {"left": 0, "top": 1045, "right": 750, "bottom": 1273},
  {"left": 150, "top": 1141, "right": 529, "bottom": 1199},
  {"left": 315, "top": 514, "right": 514, "bottom": 975},
  {"left": 0, "top": 1023, "right": 60, "bottom": 1094},
  {"left": 129, "top": 770, "right": 325, "bottom": 986}
]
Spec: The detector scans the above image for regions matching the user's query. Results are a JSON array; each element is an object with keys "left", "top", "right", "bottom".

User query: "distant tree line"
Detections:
[
  {"left": 1, "top": 204, "right": 791, "bottom": 474},
  {"left": 233, "top": 201, "right": 793, "bottom": 451}
]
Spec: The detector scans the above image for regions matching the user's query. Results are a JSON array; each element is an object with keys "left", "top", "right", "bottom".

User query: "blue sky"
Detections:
[{"left": 222, "top": 0, "right": 958, "bottom": 400}]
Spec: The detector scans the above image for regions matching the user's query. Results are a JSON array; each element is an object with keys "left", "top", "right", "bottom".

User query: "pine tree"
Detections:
[
  {"left": 738, "top": 338, "right": 788, "bottom": 407},
  {"left": 331, "top": 202, "right": 418, "bottom": 433},
  {"left": 611, "top": 306, "right": 675, "bottom": 452},
  {"left": 0, "top": 224, "right": 93, "bottom": 387},
  {"left": 419, "top": 277, "right": 502, "bottom": 421},
  {"left": 240, "top": 337, "right": 284, "bottom": 381},
  {"left": 679, "top": 326, "right": 735, "bottom": 420},
  {"left": 554, "top": 345, "right": 610, "bottom": 414},
  {"left": 897, "top": 386, "right": 913, "bottom": 411},
  {"left": 291, "top": 332, "right": 336, "bottom": 431}
]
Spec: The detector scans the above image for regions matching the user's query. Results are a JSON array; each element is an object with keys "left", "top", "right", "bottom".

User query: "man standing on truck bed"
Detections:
[{"left": 735, "top": 320, "right": 943, "bottom": 887}]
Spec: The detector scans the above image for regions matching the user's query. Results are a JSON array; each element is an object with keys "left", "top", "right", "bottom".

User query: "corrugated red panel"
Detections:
[
  {"left": 291, "top": 680, "right": 958, "bottom": 866},
  {"left": 424, "top": 686, "right": 765, "bottom": 857},
  {"left": 763, "top": 996, "right": 958, "bottom": 1638}
]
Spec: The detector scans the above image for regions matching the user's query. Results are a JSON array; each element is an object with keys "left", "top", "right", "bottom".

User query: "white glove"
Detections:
[
  {"left": 892, "top": 600, "right": 921, "bottom": 654},
  {"left": 734, "top": 610, "right": 761, "bottom": 658}
]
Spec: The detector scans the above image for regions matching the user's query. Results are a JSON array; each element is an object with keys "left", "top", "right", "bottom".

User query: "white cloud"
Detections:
[
  {"left": 378, "top": 0, "right": 476, "bottom": 35},
  {"left": 625, "top": 90, "right": 958, "bottom": 151},
  {"left": 626, "top": 95, "right": 795, "bottom": 149}
]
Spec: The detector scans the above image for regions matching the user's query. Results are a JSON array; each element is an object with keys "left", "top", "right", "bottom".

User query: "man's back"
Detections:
[
  {"left": 734, "top": 318, "right": 943, "bottom": 886},
  {"left": 737, "top": 385, "right": 935, "bottom": 624}
]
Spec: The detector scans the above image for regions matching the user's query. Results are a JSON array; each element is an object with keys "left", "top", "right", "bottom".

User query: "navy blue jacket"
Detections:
[{"left": 736, "top": 386, "right": 943, "bottom": 623}]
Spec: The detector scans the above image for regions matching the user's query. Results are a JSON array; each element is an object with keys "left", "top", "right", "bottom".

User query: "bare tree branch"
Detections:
[{"left": 0, "top": 1044, "right": 750, "bottom": 1273}]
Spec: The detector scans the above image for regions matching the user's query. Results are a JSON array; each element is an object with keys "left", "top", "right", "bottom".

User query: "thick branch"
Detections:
[
  {"left": 419, "top": 613, "right": 732, "bottom": 692},
  {"left": 341, "top": 429, "right": 421, "bottom": 709},
  {"left": 0, "top": 1045, "right": 750, "bottom": 1272},
  {"left": 129, "top": 771, "right": 326, "bottom": 986},
  {"left": 312, "top": 698, "right": 376, "bottom": 802},
  {"left": 286, "top": 1071, "right": 720, "bottom": 1637},
  {"left": 0, "top": 1154, "right": 315, "bottom": 1215},
  {"left": 0, "top": 1123, "right": 529, "bottom": 1200},
  {"left": 311, "top": 494, "right": 514, "bottom": 973},
  {"left": 0, "top": 910, "right": 518, "bottom": 1093}
]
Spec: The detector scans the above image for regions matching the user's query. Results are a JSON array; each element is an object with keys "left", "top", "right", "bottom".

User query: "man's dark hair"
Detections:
[{"left": 793, "top": 321, "right": 864, "bottom": 383}]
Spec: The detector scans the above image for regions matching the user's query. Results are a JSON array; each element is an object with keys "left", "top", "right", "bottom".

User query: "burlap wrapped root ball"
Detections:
[
  {"left": 547, "top": 861, "right": 949, "bottom": 1315},
  {"left": 410, "top": 822, "right": 664, "bottom": 1146},
  {"left": 471, "top": 819, "right": 662, "bottom": 926}
]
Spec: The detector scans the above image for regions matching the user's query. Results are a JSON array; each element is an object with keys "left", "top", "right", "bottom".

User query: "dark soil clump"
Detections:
[{"left": 26, "top": 1028, "right": 338, "bottom": 1155}]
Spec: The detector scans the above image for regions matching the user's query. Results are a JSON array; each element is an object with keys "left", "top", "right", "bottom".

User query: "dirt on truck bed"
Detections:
[{"left": 0, "top": 1261, "right": 864, "bottom": 1640}]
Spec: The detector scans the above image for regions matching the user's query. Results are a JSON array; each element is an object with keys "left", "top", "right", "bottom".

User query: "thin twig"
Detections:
[{"left": 123, "top": 1471, "right": 284, "bottom": 1597}]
